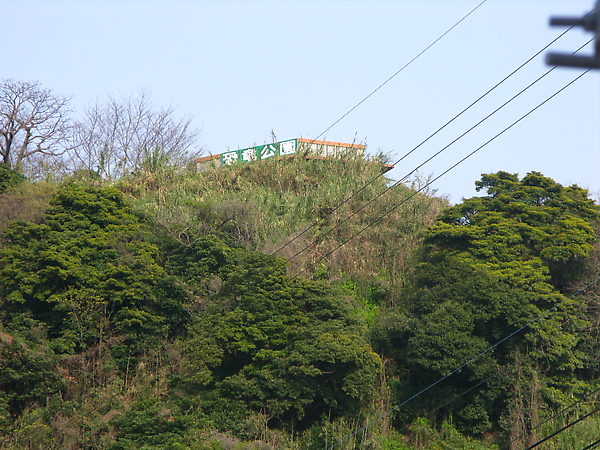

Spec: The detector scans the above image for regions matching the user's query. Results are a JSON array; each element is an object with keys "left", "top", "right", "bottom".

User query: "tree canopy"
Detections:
[
  {"left": 401, "top": 171, "right": 599, "bottom": 438},
  {"left": 173, "top": 242, "right": 382, "bottom": 432},
  {"left": 0, "top": 167, "right": 598, "bottom": 449},
  {"left": 0, "top": 185, "right": 187, "bottom": 354}
]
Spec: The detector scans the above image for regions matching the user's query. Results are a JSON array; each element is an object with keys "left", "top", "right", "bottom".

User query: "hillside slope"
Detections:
[{"left": 0, "top": 160, "right": 599, "bottom": 449}]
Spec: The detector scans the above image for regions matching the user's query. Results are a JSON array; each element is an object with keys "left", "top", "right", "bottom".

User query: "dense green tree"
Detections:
[
  {"left": 0, "top": 184, "right": 194, "bottom": 443},
  {"left": 109, "top": 396, "right": 202, "bottom": 449},
  {"left": 0, "top": 163, "right": 25, "bottom": 194},
  {"left": 164, "top": 233, "right": 241, "bottom": 300},
  {"left": 0, "top": 185, "right": 188, "bottom": 354},
  {"left": 400, "top": 172, "right": 599, "bottom": 436},
  {"left": 177, "top": 247, "right": 382, "bottom": 433},
  {"left": 433, "top": 171, "right": 598, "bottom": 289},
  {"left": 0, "top": 316, "right": 65, "bottom": 418},
  {"left": 2, "top": 164, "right": 597, "bottom": 448}
]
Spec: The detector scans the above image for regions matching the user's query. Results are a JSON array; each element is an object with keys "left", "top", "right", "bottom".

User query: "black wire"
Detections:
[
  {"left": 326, "top": 275, "right": 600, "bottom": 450},
  {"left": 402, "top": 378, "right": 489, "bottom": 434},
  {"left": 285, "top": 35, "right": 592, "bottom": 267},
  {"left": 426, "top": 378, "right": 488, "bottom": 418},
  {"left": 325, "top": 68, "right": 593, "bottom": 446},
  {"left": 272, "top": 26, "right": 574, "bottom": 257},
  {"left": 523, "top": 404, "right": 600, "bottom": 450},
  {"left": 313, "top": 0, "right": 489, "bottom": 143},
  {"left": 286, "top": 60, "right": 557, "bottom": 265},
  {"left": 503, "top": 385, "right": 600, "bottom": 449},
  {"left": 292, "top": 67, "right": 591, "bottom": 279},
  {"left": 581, "top": 438, "right": 600, "bottom": 450},
  {"left": 271, "top": 0, "right": 489, "bottom": 256},
  {"left": 333, "top": 378, "right": 488, "bottom": 449}
]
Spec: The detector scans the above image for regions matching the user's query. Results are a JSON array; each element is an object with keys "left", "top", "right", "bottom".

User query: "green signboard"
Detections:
[{"left": 220, "top": 139, "right": 297, "bottom": 165}]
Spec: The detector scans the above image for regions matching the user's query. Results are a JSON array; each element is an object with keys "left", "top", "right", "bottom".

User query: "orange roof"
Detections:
[{"left": 196, "top": 154, "right": 220, "bottom": 162}]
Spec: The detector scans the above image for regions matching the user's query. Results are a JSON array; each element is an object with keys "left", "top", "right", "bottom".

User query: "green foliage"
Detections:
[
  {"left": 299, "top": 415, "right": 384, "bottom": 450},
  {"left": 0, "top": 318, "right": 65, "bottom": 417},
  {"left": 0, "top": 165, "right": 597, "bottom": 450},
  {"left": 179, "top": 246, "right": 382, "bottom": 432},
  {"left": 400, "top": 171, "right": 599, "bottom": 436},
  {"left": 109, "top": 397, "right": 202, "bottom": 449},
  {"left": 0, "top": 163, "right": 25, "bottom": 194},
  {"left": 0, "top": 185, "right": 188, "bottom": 354},
  {"left": 122, "top": 154, "right": 445, "bottom": 287},
  {"left": 426, "top": 422, "right": 498, "bottom": 450},
  {"left": 531, "top": 412, "right": 600, "bottom": 449},
  {"left": 165, "top": 233, "right": 240, "bottom": 300},
  {"left": 436, "top": 171, "right": 598, "bottom": 289}
]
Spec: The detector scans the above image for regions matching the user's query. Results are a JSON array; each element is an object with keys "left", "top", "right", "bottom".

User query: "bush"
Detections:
[{"left": 0, "top": 163, "right": 25, "bottom": 194}]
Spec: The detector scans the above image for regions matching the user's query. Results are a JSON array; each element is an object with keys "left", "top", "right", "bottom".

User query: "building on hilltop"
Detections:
[{"left": 196, "top": 138, "right": 394, "bottom": 173}]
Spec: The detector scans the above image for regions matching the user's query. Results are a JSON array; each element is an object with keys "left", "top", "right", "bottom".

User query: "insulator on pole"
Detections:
[{"left": 546, "top": 1, "right": 600, "bottom": 69}]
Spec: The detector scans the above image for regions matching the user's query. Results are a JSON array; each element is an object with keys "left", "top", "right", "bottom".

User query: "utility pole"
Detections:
[{"left": 547, "top": 1, "right": 600, "bottom": 69}]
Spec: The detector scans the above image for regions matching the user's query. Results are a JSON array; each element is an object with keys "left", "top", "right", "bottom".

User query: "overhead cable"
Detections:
[
  {"left": 523, "top": 404, "right": 600, "bottom": 450},
  {"left": 272, "top": 26, "right": 574, "bottom": 257},
  {"left": 313, "top": 0, "right": 488, "bottom": 143},
  {"left": 292, "top": 66, "right": 591, "bottom": 278},
  {"left": 286, "top": 40, "right": 590, "bottom": 266},
  {"left": 327, "top": 274, "right": 600, "bottom": 450},
  {"left": 272, "top": 0, "right": 488, "bottom": 256},
  {"left": 580, "top": 438, "right": 600, "bottom": 450},
  {"left": 395, "top": 378, "right": 489, "bottom": 436},
  {"left": 504, "top": 384, "right": 600, "bottom": 449}
]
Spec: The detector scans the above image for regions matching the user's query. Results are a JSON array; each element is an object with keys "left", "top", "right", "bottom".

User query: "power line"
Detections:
[
  {"left": 504, "top": 384, "right": 600, "bottom": 449},
  {"left": 293, "top": 68, "right": 591, "bottom": 279},
  {"left": 581, "top": 438, "right": 600, "bottom": 450},
  {"left": 272, "top": 0, "right": 489, "bottom": 256},
  {"left": 285, "top": 47, "right": 579, "bottom": 266},
  {"left": 425, "top": 378, "right": 488, "bottom": 419},
  {"left": 327, "top": 275, "right": 600, "bottom": 450},
  {"left": 282, "top": 7, "right": 597, "bottom": 450},
  {"left": 523, "top": 404, "right": 600, "bottom": 450},
  {"left": 272, "top": 26, "right": 574, "bottom": 257},
  {"left": 346, "top": 378, "right": 489, "bottom": 450},
  {"left": 286, "top": 36, "right": 592, "bottom": 267},
  {"left": 400, "top": 378, "right": 488, "bottom": 434},
  {"left": 313, "top": 0, "right": 488, "bottom": 143},
  {"left": 335, "top": 377, "right": 489, "bottom": 450}
]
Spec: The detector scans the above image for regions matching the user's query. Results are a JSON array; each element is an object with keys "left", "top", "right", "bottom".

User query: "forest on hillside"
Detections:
[
  {"left": 1, "top": 154, "right": 599, "bottom": 450},
  {"left": 1, "top": 78, "right": 600, "bottom": 449}
]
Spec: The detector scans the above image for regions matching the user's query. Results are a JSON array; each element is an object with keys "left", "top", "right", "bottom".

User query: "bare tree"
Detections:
[
  {"left": 0, "top": 79, "right": 72, "bottom": 174},
  {"left": 71, "top": 90, "right": 200, "bottom": 180}
]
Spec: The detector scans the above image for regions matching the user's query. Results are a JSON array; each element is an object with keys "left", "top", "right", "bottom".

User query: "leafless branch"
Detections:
[
  {"left": 70, "top": 89, "right": 201, "bottom": 180},
  {"left": 0, "top": 79, "right": 73, "bottom": 175}
]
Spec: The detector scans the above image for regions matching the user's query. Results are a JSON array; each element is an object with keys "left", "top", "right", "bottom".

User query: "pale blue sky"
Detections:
[{"left": 5, "top": 0, "right": 599, "bottom": 203}]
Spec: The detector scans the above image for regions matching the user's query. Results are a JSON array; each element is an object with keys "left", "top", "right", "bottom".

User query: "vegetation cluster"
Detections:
[
  {"left": 0, "top": 155, "right": 599, "bottom": 450},
  {"left": 1, "top": 77, "right": 599, "bottom": 450}
]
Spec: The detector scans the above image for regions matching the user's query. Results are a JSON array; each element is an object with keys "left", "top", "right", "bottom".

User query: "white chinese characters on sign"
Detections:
[
  {"left": 220, "top": 140, "right": 299, "bottom": 166},
  {"left": 242, "top": 148, "right": 258, "bottom": 162},
  {"left": 280, "top": 140, "right": 296, "bottom": 156},
  {"left": 221, "top": 151, "right": 239, "bottom": 165},
  {"left": 260, "top": 144, "right": 276, "bottom": 160}
]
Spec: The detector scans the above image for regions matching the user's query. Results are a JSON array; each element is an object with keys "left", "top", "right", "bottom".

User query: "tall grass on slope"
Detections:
[{"left": 119, "top": 155, "right": 446, "bottom": 287}]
